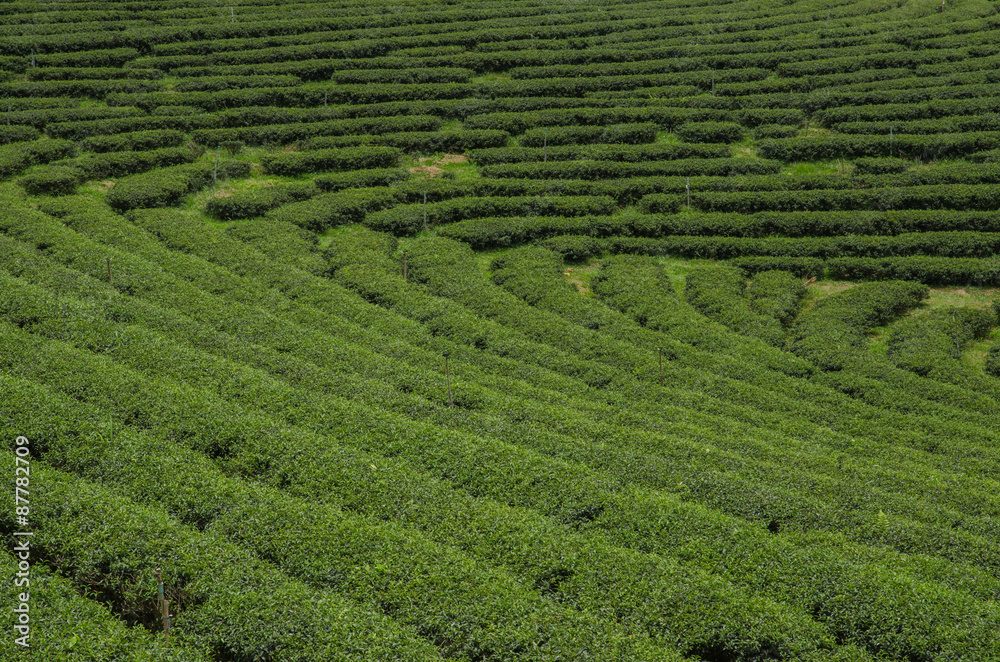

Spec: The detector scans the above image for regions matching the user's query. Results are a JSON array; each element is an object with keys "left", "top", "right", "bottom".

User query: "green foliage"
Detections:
[
  {"left": 79, "top": 129, "right": 187, "bottom": 153},
  {"left": 260, "top": 146, "right": 401, "bottom": 176},
  {"left": 852, "top": 157, "right": 912, "bottom": 175},
  {"left": 191, "top": 114, "right": 441, "bottom": 147},
  {"left": 18, "top": 165, "right": 83, "bottom": 196},
  {"left": 538, "top": 234, "right": 602, "bottom": 261},
  {"left": 481, "top": 157, "right": 782, "bottom": 180},
  {"left": 107, "top": 162, "right": 249, "bottom": 211},
  {"left": 790, "top": 281, "right": 929, "bottom": 370},
  {"left": 206, "top": 181, "right": 317, "bottom": 220},
  {"left": 267, "top": 186, "right": 403, "bottom": 231},
  {"left": 9, "top": 4, "right": 1000, "bottom": 659},
  {"left": 314, "top": 167, "right": 412, "bottom": 192},
  {"left": 520, "top": 122, "right": 658, "bottom": 147},
  {"left": 469, "top": 142, "right": 729, "bottom": 165},
  {"left": 365, "top": 195, "right": 617, "bottom": 236},
  {"left": 986, "top": 342, "right": 1000, "bottom": 378},
  {"left": 0, "top": 138, "right": 76, "bottom": 178},
  {"left": 828, "top": 257, "right": 1000, "bottom": 286},
  {"left": 752, "top": 123, "right": 799, "bottom": 139},
  {"left": 684, "top": 263, "right": 787, "bottom": 346},
  {"left": 676, "top": 121, "right": 745, "bottom": 144},
  {"left": 746, "top": 270, "right": 808, "bottom": 325},
  {"left": 759, "top": 132, "right": 1000, "bottom": 161},
  {"left": 728, "top": 256, "right": 827, "bottom": 279},
  {"left": 0, "top": 124, "right": 39, "bottom": 144},
  {"left": 55, "top": 146, "right": 196, "bottom": 179},
  {"left": 226, "top": 219, "right": 326, "bottom": 274}
]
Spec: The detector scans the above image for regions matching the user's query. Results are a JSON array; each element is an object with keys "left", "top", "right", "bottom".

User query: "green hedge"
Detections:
[
  {"left": 438, "top": 214, "right": 634, "bottom": 250},
  {"left": 464, "top": 106, "right": 730, "bottom": 134},
  {"left": 314, "top": 168, "right": 411, "bottom": 192},
  {"left": 687, "top": 184, "right": 1000, "bottom": 214},
  {"left": 307, "top": 129, "right": 510, "bottom": 153},
  {"left": 266, "top": 187, "right": 404, "bottom": 232},
  {"left": 884, "top": 305, "right": 1000, "bottom": 398},
  {"left": 676, "top": 121, "right": 745, "bottom": 144},
  {"left": 469, "top": 142, "right": 730, "bottom": 165},
  {"left": 728, "top": 257, "right": 827, "bottom": 279},
  {"left": 986, "top": 342, "right": 1000, "bottom": 378},
  {"left": 519, "top": 122, "right": 657, "bottom": 147},
  {"left": 0, "top": 463, "right": 442, "bottom": 662},
  {"left": 827, "top": 257, "right": 1000, "bottom": 286},
  {"left": 852, "top": 157, "right": 911, "bottom": 175},
  {"left": 752, "top": 123, "right": 799, "bottom": 139},
  {"left": 637, "top": 210, "right": 1000, "bottom": 239},
  {"left": 746, "top": 270, "right": 808, "bottom": 326},
  {"left": 790, "top": 280, "right": 929, "bottom": 371},
  {"left": 79, "top": 129, "right": 187, "bottom": 153},
  {"left": 55, "top": 147, "right": 195, "bottom": 179},
  {"left": 0, "top": 138, "right": 76, "bottom": 178},
  {"left": 684, "top": 264, "right": 787, "bottom": 346},
  {"left": 18, "top": 165, "right": 83, "bottom": 196},
  {"left": 480, "top": 157, "right": 781, "bottom": 180},
  {"left": 107, "top": 161, "right": 249, "bottom": 211},
  {"left": 206, "top": 182, "right": 318, "bottom": 220},
  {"left": 364, "top": 195, "right": 618, "bottom": 235},
  {"left": 758, "top": 132, "right": 1000, "bottom": 160},
  {"left": 46, "top": 113, "right": 219, "bottom": 139},
  {"left": 227, "top": 219, "right": 327, "bottom": 275},
  {"left": 0, "top": 549, "right": 208, "bottom": 661},
  {"left": 0, "top": 124, "right": 39, "bottom": 144},
  {"left": 190, "top": 114, "right": 441, "bottom": 146},
  {"left": 261, "top": 146, "right": 401, "bottom": 176}
]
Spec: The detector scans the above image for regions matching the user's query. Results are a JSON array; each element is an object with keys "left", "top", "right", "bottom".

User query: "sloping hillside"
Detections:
[{"left": 1, "top": 0, "right": 999, "bottom": 660}]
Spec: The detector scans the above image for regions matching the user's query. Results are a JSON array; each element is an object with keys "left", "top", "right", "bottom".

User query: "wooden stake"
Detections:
[
  {"left": 106, "top": 257, "right": 113, "bottom": 288},
  {"left": 826, "top": 9, "right": 830, "bottom": 27},
  {"left": 156, "top": 567, "right": 170, "bottom": 641},
  {"left": 444, "top": 353, "right": 453, "bottom": 408},
  {"left": 423, "top": 191, "right": 428, "bottom": 231},
  {"left": 685, "top": 177, "right": 691, "bottom": 210},
  {"left": 162, "top": 599, "right": 171, "bottom": 642},
  {"left": 30, "top": 49, "right": 35, "bottom": 69},
  {"left": 231, "top": 6, "right": 235, "bottom": 22},
  {"left": 213, "top": 146, "right": 220, "bottom": 183}
]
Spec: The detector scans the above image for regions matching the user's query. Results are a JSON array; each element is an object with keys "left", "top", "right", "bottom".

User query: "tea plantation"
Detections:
[{"left": 1, "top": 0, "right": 999, "bottom": 660}]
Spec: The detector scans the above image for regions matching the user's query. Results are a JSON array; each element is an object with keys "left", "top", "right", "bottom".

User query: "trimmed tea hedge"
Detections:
[
  {"left": 107, "top": 162, "right": 250, "bottom": 211},
  {"left": 261, "top": 146, "right": 401, "bottom": 176},
  {"left": 206, "top": 182, "right": 318, "bottom": 220}
]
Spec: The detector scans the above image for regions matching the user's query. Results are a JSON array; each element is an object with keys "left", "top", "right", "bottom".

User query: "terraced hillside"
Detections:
[{"left": 1, "top": 0, "right": 1000, "bottom": 660}]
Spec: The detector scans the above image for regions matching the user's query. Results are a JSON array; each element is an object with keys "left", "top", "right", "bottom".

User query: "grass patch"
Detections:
[
  {"left": 562, "top": 257, "right": 603, "bottom": 296},
  {"left": 963, "top": 329, "right": 999, "bottom": 371},
  {"left": 651, "top": 256, "right": 720, "bottom": 294},
  {"left": 730, "top": 136, "right": 757, "bottom": 158},
  {"left": 782, "top": 160, "right": 848, "bottom": 176},
  {"left": 404, "top": 152, "right": 479, "bottom": 180}
]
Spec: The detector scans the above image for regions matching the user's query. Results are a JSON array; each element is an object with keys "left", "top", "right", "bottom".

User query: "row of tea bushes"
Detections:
[{"left": 684, "top": 263, "right": 788, "bottom": 347}]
